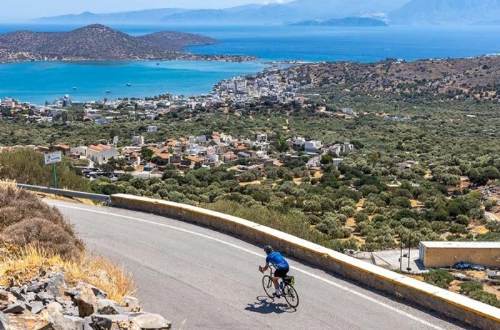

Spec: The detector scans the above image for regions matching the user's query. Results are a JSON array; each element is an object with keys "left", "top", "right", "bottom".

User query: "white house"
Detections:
[
  {"left": 292, "top": 137, "right": 306, "bottom": 149},
  {"left": 132, "top": 136, "right": 145, "bottom": 146},
  {"left": 70, "top": 146, "right": 88, "bottom": 158},
  {"left": 87, "top": 144, "right": 119, "bottom": 164},
  {"left": 305, "top": 140, "right": 322, "bottom": 154}
]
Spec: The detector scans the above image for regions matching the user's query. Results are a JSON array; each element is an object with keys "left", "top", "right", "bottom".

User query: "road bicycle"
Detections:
[{"left": 261, "top": 266, "right": 299, "bottom": 308}]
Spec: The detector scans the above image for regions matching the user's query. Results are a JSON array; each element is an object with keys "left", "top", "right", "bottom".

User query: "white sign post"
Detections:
[
  {"left": 44, "top": 151, "right": 62, "bottom": 188},
  {"left": 44, "top": 151, "right": 62, "bottom": 165}
]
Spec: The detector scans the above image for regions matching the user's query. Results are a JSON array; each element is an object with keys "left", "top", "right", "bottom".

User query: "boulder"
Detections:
[
  {"left": 73, "top": 285, "right": 97, "bottom": 317},
  {"left": 27, "top": 281, "right": 46, "bottom": 294},
  {"left": 42, "top": 302, "right": 85, "bottom": 330},
  {"left": 27, "top": 301, "right": 45, "bottom": 314},
  {"left": 36, "top": 291, "right": 55, "bottom": 304},
  {"left": 45, "top": 273, "right": 66, "bottom": 297},
  {"left": 8, "top": 288, "right": 23, "bottom": 300},
  {"left": 24, "top": 292, "right": 36, "bottom": 302},
  {"left": 96, "top": 299, "right": 122, "bottom": 315},
  {"left": 3, "top": 303, "right": 25, "bottom": 314},
  {"left": 90, "top": 314, "right": 131, "bottom": 330},
  {"left": 0, "top": 290, "right": 17, "bottom": 310},
  {"left": 89, "top": 286, "right": 108, "bottom": 299},
  {"left": 1, "top": 312, "right": 50, "bottom": 330},
  {"left": 129, "top": 313, "right": 171, "bottom": 330},
  {"left": 123, "top": 296, "right": 141, "bottom": 312},
  {"left": 0, "top": 312, "right": 6, "bottom": 330}
]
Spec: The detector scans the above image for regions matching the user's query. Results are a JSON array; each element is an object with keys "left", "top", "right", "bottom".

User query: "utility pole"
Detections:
[
  {"left": 399, "top": 236, "right": 403, "bottom": 272},
  {"left": 407, "top": 232, "right": 412, "bottom": 272}
]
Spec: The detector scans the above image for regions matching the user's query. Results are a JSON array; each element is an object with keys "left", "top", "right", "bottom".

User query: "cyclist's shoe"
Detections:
[
  {"left": 273, "top": 291, "right": 282, "bottom": 298},
  {"left": 284, "top": 276, "right": 294, "bottom": 285}
]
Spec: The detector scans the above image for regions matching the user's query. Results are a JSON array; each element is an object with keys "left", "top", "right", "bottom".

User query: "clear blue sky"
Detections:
[{"left": 2, "top": 0, "right": 290, "bottom": 21}]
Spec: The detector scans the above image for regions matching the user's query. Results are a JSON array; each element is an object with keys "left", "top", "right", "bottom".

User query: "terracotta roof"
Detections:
[
  {"left": 186, "top": 155, "right": 204, "bottom": 163},
  {"left": 88, "top": 144, "right": 113, "bottom": 152}
]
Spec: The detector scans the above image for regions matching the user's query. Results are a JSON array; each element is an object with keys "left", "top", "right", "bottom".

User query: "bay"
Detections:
[{"left": 0, "top": 60, "right": 265, "bottom": 104}]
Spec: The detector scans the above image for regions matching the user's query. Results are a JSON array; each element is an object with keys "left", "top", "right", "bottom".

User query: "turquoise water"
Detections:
[
  {"left": 186, "top": 25, "right": 500, "bottom": 62},
  {"left": 0, "top": 24, "right": 499, "bottom": 104},
  {"left": 0, "top": 60, "right": 265, "bottom": 104}
]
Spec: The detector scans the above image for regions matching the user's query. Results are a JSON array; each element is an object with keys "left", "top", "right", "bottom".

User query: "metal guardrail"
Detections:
[{"left": 17, "top": 184, "right": 111, "bottom": 204}]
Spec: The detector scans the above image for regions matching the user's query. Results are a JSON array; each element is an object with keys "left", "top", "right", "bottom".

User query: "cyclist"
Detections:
[{"left": 259, "top": 245, "right": 289, "bottom": 297}]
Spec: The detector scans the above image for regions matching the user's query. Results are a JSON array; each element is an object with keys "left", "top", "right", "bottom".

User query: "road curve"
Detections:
[{"left": 47, "top": 200, "right": 465, "bottom": 330}]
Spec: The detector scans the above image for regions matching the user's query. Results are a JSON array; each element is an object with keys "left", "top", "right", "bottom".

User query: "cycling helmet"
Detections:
[{"left": 264, "top": 245, "right": 273, "bottom": 255}]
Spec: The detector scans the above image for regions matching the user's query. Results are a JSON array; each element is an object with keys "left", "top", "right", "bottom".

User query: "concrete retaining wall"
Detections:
[{"left": 111, "top": 194, "right": 500, "bottom": 329}]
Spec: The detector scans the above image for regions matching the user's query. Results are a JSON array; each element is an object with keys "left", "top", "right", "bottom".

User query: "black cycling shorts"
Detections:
[{"left": 274, "top": 267, "right": 289, "bottom": 278}]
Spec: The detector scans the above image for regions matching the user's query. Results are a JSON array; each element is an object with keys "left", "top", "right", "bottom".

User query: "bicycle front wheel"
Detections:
[
  {"left": 283, "top": 284, "right": 299, "bottom": 308},
  {"left": 262, "top": 275, "right": 274, "bottom": 298}
]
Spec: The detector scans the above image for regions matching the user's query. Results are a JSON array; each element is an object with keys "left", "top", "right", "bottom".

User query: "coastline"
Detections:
[
  {"left": 0, "top": 52, "right": 257, "bottom": 64},
  {"left": 0, "top": 59, "right": 271, "bottom": 106},
  {"left": 2, "top": 53, "right": 499, "bottom": 106}
]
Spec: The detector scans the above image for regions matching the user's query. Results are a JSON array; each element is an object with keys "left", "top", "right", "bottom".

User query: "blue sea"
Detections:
[{"left": 0, "top": 24, "right": 499, "bottom": 104}]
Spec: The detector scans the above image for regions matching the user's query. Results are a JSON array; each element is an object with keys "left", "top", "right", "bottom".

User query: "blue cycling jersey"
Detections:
[{"left": 266, "top": 251, "right": 289, "bottom": 270}]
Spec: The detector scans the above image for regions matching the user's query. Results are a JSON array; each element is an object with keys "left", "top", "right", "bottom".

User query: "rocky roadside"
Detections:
[{"left": 0, "top": 272, "right": 171, "bottom": 330}]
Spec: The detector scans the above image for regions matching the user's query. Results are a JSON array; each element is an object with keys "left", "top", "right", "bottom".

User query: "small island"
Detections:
[
  {"left": 0, "top": 24, "right": 254, "bottom": 63},
  {"left": 292, "top": 17, "right": 388, "bottom": 27}
]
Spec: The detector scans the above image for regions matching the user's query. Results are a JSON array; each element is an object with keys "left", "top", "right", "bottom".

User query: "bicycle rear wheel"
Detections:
[
  {"left": 262, "top": 275, "right": 274, "bottom": 298},
  {"left": 283, "top": 284, "right": 299, "bottom": 308}
]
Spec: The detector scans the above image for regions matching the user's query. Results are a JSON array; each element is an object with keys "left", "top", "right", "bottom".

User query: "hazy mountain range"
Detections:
[
  {"left": 390, "top": 0, "right": 500, "bottom": 25},
  {"left": 36, "top": 0, "right": 500, "bottom": 26}
]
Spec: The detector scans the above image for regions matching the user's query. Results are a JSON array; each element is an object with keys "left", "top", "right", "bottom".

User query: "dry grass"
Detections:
[
  {"left": 0, "top": 180, "right": 83, "bottom": 259},
  {"left": 0, "top": 246, "right": 135, "bottom": 302},
  {"left": 65, "top": 255, "right": 136, "bottom": 302}
]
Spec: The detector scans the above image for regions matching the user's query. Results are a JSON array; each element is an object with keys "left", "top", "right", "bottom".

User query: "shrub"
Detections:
[
  {"left": 355, "top": 211, "right": 369, "bottom": 223},
  {"left": 205, "top": 199, "right": 331, "bottom": 248},
  {"left": 459, "top": 281, "right": 483, "bottom": 295},
  {"left": 2, "top": 218, "right": 82, "bottom": 259},
  {"left": 340, "top": 206, "right": 355, "bottom": 217},
  {"left": 460, "top": 282, "right": 500, "bottom": 307},
  {"left": 0, "top": 149, "right": 89, "bottom": 191},
  {"left": 424, "top": 270, "right": 454, "bottom": 289},
  {"left": 456, "top": 214, "right": 470, "bottom": 226},
  {"left": 0, "top": 182, "right": 83, "bottom": 259}
]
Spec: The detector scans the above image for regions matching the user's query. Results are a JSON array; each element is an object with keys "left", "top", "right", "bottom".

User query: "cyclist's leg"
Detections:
[
  {"left": 272, "top": 277, "right": 280, "bottom": 290},
  {"left": 273, "top": 268, "right": 287, "bottom": 296}
]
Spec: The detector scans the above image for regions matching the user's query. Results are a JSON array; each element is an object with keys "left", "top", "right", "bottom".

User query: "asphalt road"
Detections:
[{"left": 47, "top": 200, "right": 465, "bottom": 330}]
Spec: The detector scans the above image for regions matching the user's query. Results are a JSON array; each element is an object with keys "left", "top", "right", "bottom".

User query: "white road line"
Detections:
[{"left": 54, "top": 203, "right": 444, "bottom": 330}]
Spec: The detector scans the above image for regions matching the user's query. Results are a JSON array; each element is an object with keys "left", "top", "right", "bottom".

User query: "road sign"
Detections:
[{"left": 44, "top": 151, "right": 62, "bottom": 165}]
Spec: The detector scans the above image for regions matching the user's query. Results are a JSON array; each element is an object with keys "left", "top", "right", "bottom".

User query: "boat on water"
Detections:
[{"left": 126, "top": 83, "right": 132, "bottom": 87}]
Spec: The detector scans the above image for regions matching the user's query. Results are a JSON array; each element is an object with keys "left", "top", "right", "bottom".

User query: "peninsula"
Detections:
[{"left": 0, "top": 24, "right": 253, "bottom": 63}]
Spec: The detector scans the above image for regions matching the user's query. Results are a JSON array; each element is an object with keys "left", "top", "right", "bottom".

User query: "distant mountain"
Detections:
[
  {"left": 292, "top": 17, "right": 388, "bottom": 27},
  {"left": 0, "top": 24, "right": 216, "bottom": 61},
  {"left": 37, "top": 9, "right": 188, "bottom": 25},
  {"left": 37, "top": 1, "right": 409, "bottom": 25},
  {"left": 390, "top": 0, "right": 500, "bottom": 25}
]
